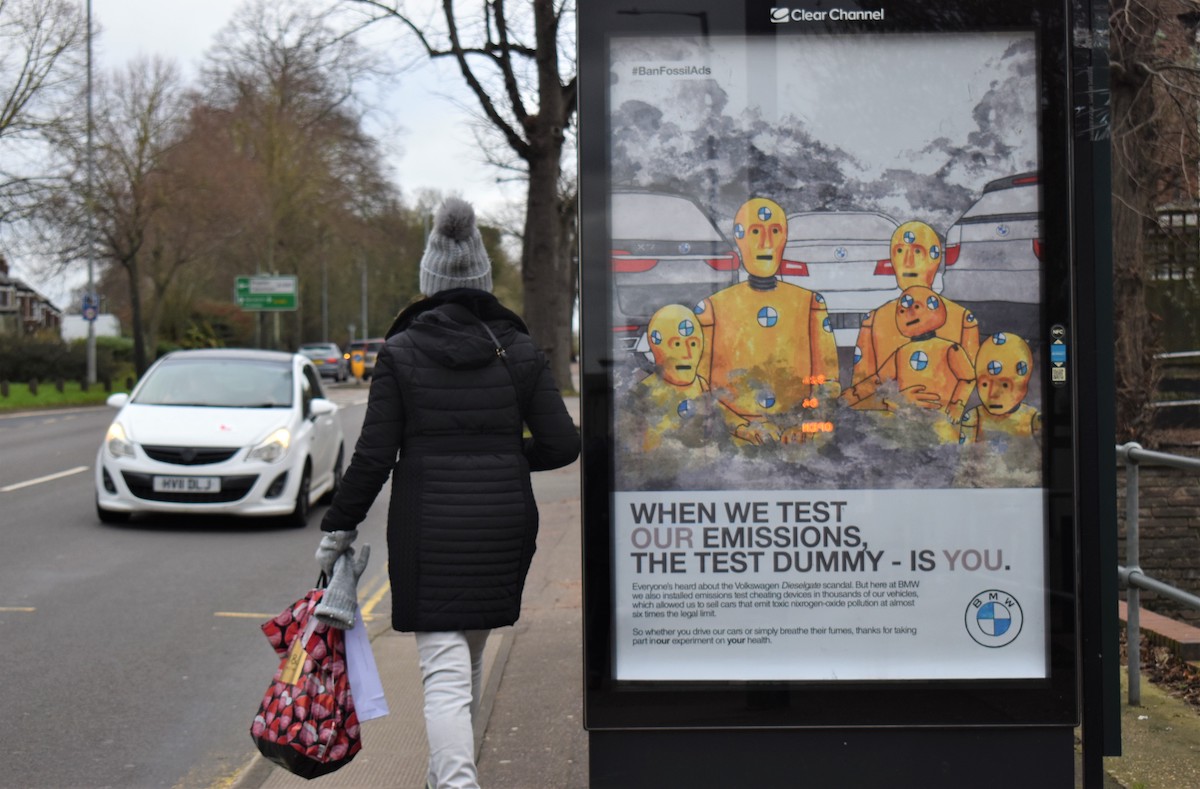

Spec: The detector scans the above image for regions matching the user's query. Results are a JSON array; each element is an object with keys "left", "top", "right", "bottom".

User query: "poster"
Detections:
[{"left": 607, "top": 30, "right": 1049, "bottom": 681}]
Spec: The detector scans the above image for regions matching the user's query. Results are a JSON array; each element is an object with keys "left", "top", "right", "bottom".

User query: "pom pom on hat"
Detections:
[{"left": 419, "top": 197, "right": 493, "bottom": 295}]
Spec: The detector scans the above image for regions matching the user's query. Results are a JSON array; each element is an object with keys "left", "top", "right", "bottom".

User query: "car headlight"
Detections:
[
  {"left": 248, "top": 428, "right": 291, "bottom": 463},
  {"left": 106, "top": 422, "right": 136, "bottom": 459}
]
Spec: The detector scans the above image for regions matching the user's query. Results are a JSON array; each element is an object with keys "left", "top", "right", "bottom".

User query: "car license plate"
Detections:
[
  {"left": 153, "top": 476, "right": 221, "bottom": 493},
  {"left": 313, "top": 359, "right": 324, "bottom": 365}
]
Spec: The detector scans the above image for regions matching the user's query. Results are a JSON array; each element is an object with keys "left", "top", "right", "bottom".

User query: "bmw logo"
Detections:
[
  {"left": 966, "top": 312, "right": 977, "bottom": 324},
  {"left": 678, "top": 242, "right": 691, "bottom": 254},
  {"left": 926, "top": 296, "right": 940, "bottom": 311},
  {"left": 834, "top": 247, "right": 848, "bottom": 259},
  {"left": 910, "top": 351, "right": 929, "bottom": 371},
  {"left": 930, "top": 244, "right": 941, "bottom": 260},
  {"left": 815, "top": 293, "right": 825, "bottom": 304},
  {"left": 988, "top": 360, "right": 1003, "bottom": 375},
  {"left": 853, "top": 347, "right": 862, "bottom": 365},
  {"left": 903, "top": 231, "right": 916, "bottom": 244},
  {"left": 757, "top": 206, "right": 773, "bottom": 221},
  {"left": 650, "top": 330, "right": 662, "bottom": 345},
  {"left": 678, "top": 399, "right": 696, "bottom": 418},
  {"left": 694, "top": 301, "right": 707, "bottom": 314},
  {"left": 734, "top": 223, "right": 745, "bottom": 239},
  {"left": 993, "top": 333, "right": 1008, "bottom": 344},
  {"left": 757, "top": 391, "right": 777, "bottom": 409},
  {"left": 758, "top": 306, "right": 779, "bottom": 328},
  {"left": 678, "top": 319, "right": 695, "bottom": 336},
  {"left": 996, "top": 224, "right": 1010, "bottom": 237},
  {"left": 823, "top": 317, "right": 832, "bottom": 333},
  {"left": 900, "top": 294, "right": 915, "bottom": 309},
  {"left": 1017, "top": 361, "right": 1029, "bottom": 376},
  {"left": 965, "top": 590, "right": 1024, "bottom": 648}
]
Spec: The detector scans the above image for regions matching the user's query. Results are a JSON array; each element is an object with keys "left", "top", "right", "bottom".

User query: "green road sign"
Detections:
[{"left": 235, "top": 276, "right": 298, "bottom": 311}]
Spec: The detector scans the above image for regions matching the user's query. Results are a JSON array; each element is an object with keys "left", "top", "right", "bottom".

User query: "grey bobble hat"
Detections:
[{"left": 419, "top": 197, "right": 493, "bottom": 296}]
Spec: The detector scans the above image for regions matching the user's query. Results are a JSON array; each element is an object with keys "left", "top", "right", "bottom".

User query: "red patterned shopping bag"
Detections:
[{"left": 250, "top": 582, "right": 362, "bottom": 779}]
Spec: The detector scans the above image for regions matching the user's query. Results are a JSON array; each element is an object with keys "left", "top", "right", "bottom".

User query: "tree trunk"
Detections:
[
  {"left": 522, "top": 152, "right": 572, "bottom": 390},
  {"left": 126, "top": 257, "right": 149, "bottom": 375}
]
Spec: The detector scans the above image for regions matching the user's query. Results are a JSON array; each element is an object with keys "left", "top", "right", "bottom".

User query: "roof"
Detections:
[{"left": 159, "top": 348, "right": 297, "bottom": 364}]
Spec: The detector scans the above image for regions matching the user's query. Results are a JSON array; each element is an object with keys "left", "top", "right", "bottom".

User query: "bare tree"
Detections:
[
  {"left": 346, "top": 0, "right": 578, "bottom": 388},
  {"left": 1109, "top": 0, "right": 1200, "bottom": 443},
  {"left": 0, "top": 0, "right": 86, "bottom": 223},
  {"left": 87, "top": 58, "right": 190, "bottom": 371},
  {"left": 203, "top": 0, "right": 392, "bottom": 348}
]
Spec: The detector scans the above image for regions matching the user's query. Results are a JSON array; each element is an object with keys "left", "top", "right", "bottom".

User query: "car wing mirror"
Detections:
[
  {"left": 310, "top": 398, "right": 338, "bottom": 417},
  {"left": 106, "top": 393, "right": 129, "bottom": 409}
]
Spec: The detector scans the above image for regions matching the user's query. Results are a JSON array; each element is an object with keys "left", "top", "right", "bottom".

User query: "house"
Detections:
[{"left": 0, "top": 255, "right": 62, "bottom": 336}]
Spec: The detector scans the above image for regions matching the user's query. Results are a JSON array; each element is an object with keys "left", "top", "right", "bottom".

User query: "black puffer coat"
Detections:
[{"left": 320, "top": 289, "right": 580, "bottom": 632}]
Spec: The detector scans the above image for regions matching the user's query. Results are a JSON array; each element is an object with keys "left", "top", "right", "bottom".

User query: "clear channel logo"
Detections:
[
  {"left": 964, "top": 589, "right": 1024, "bottom": 648},
  {"left": 771, "top": 7, "right": 887, "bottom": 23}
]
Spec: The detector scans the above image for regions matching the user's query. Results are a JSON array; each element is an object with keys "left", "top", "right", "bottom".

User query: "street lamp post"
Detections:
[{"left": 84, "top": 0, "right": 96, "bottom": 384}]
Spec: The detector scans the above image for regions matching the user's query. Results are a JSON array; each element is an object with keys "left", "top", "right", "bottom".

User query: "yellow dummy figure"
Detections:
[
  {"left": 841, "top": 286, "right": 976, "bottom": 443},
  {"left": 638, "top": 304, "right": 710, "bottom": 450},
  {"left": 695, "top": 197, "right": 840, "bottom": 445},
  {"left": 960, "top": 333, "right": 1042, "bottom": 446},
  {"left": 851, "top": 221, "right": 980, "bottom": 387}
]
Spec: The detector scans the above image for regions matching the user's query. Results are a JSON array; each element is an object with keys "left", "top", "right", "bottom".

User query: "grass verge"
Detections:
[{"left": 0, "top": 381, "right": 118, "bottom": 412}]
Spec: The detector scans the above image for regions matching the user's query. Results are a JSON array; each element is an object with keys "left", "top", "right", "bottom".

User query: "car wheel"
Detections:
[
  {"left": 319, "top": 446, "right": 343, "bottom": 505},
  {"left": 286, "top": 464, "right": 312, "bottom": 528},
  {"left": 96, "top": 497, "right": 130, "bottom": 524}
]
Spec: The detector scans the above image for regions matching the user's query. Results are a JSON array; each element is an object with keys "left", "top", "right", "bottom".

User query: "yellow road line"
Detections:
[
  {"left": 213, "top": 574, "right": 388, "bottom": 623},
  {"left": 359, "top": 574, "right": 390, "bottom": 618}
]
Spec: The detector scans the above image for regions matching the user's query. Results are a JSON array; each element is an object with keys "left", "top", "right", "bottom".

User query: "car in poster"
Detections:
[
  {"left": 942, "top": 172, "right": 1042, "bottom": 305},
  {"left": 611, "top": 190, "right": 740, "bottom": 358},
  {"left": 776, "top": 210, "right": 923, "bottom": 347},
  {"left": 94, "top": 349, "right": 344, "bottom": 527}
]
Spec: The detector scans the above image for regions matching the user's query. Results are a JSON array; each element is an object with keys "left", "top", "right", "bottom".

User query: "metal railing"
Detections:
[{"left": 1116, "top": 442, "right": 1200, "bottom": 705}]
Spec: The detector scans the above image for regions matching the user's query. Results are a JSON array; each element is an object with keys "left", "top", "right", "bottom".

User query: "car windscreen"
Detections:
[
  {"left": 612, "top": 194, "right": 724, "bottom": 241},
  {"left": 788, "top": 213, "right": 897, "bottom": 240},
  {"left": 300, "top": 345, "right": 336, "bottom": 355},
  {"left": 133, "top": 359, "right": 294, "bottom": 408},
  {"left": 961, "top": 186, "right": 1038, "bottom": 218}
]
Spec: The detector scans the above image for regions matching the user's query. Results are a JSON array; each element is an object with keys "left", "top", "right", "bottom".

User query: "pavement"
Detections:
[{"left": 228, "top": 394, "right": 1200, "bottom": 789}]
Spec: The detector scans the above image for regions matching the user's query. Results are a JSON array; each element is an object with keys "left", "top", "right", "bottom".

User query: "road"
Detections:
[{"left": 0, "top": 384, "right": 386, "bottom": 789}]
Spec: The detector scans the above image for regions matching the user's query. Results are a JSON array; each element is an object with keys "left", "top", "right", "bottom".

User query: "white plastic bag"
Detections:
[{"left": 345, "top": 611, "right": 390, "bottom": 721}]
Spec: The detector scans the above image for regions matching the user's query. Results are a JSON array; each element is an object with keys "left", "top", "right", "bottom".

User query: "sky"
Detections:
[
  {"left": 611, "top": 32, "right": 1037, "bottom": 186},
  {"left": 20, "top": 0, "right": 521, "bottom": 306}
]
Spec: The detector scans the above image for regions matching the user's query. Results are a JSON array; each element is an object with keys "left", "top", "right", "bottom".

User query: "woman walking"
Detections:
[{"left": 315, "top": 197, "right": 580, "bottom": 788}]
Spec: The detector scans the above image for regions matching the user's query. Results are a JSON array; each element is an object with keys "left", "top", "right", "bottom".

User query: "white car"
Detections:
[
  {"left": 95, "top": 349, "right": 345, "bottom": 527},
  {"left": 611, "top": 190, "right": 740, "bottom": 359},
  {"left": 777, "top": 211, "right": 933, "bottom": 347},
  {"left": 942, "top": 172, "right": 1042, "bottom": 304}
]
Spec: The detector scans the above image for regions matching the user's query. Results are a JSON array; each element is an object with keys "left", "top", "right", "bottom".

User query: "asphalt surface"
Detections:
[{"left": 0, "top": 386, "right": 379, "bottom": 788}]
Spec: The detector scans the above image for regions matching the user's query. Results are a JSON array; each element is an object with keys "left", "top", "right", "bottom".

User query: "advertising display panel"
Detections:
[{"left": 580, "top": 0, "right": 1079, "bottom": 731}]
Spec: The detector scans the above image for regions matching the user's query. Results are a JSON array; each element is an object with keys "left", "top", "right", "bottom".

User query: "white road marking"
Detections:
[
  {"left": 1, "top": 465, "right": 90, "bottom": 493},
  {"left": 0, "top": 607, "right": 36, "bottom": 613}
]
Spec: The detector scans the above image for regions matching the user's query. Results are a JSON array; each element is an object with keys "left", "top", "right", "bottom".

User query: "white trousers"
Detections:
[{"left": 415, "top": 629, "right": 490, "bottom": 789}]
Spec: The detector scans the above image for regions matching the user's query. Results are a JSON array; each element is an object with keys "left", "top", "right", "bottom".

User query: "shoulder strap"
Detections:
[{"left": 473, "top": 316, "right": 533, "bottom": 428}]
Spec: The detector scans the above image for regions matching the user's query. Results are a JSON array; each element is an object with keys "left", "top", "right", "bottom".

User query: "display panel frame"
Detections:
[{"left": 579, "top": 0, "right": 1078, "bottom": 729}]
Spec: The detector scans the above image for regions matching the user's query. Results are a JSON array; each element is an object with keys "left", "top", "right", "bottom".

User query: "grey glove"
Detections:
[
  {"left": 315, "top": 530, "right": 357, "bottom": 577},
  {"left": 315, "top": 544, "right": 371, "bottom": 629}
]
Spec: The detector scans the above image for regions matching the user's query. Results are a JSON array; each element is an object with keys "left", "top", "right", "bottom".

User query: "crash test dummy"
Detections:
[
  {"left": 637, "top": 303, "right": 711, "bottom": 450},
  {"left": 850, "top": 220, "right": 980, "bottom": 388},
  {"left": 695, "top": 196, "right": 840, "bottom": 445},
  {"left": 959, "top": 332, "right": 1042, "bottom": 447},
  {"left": 841, "top": 285, "right": 976, "bottom": 443}
]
